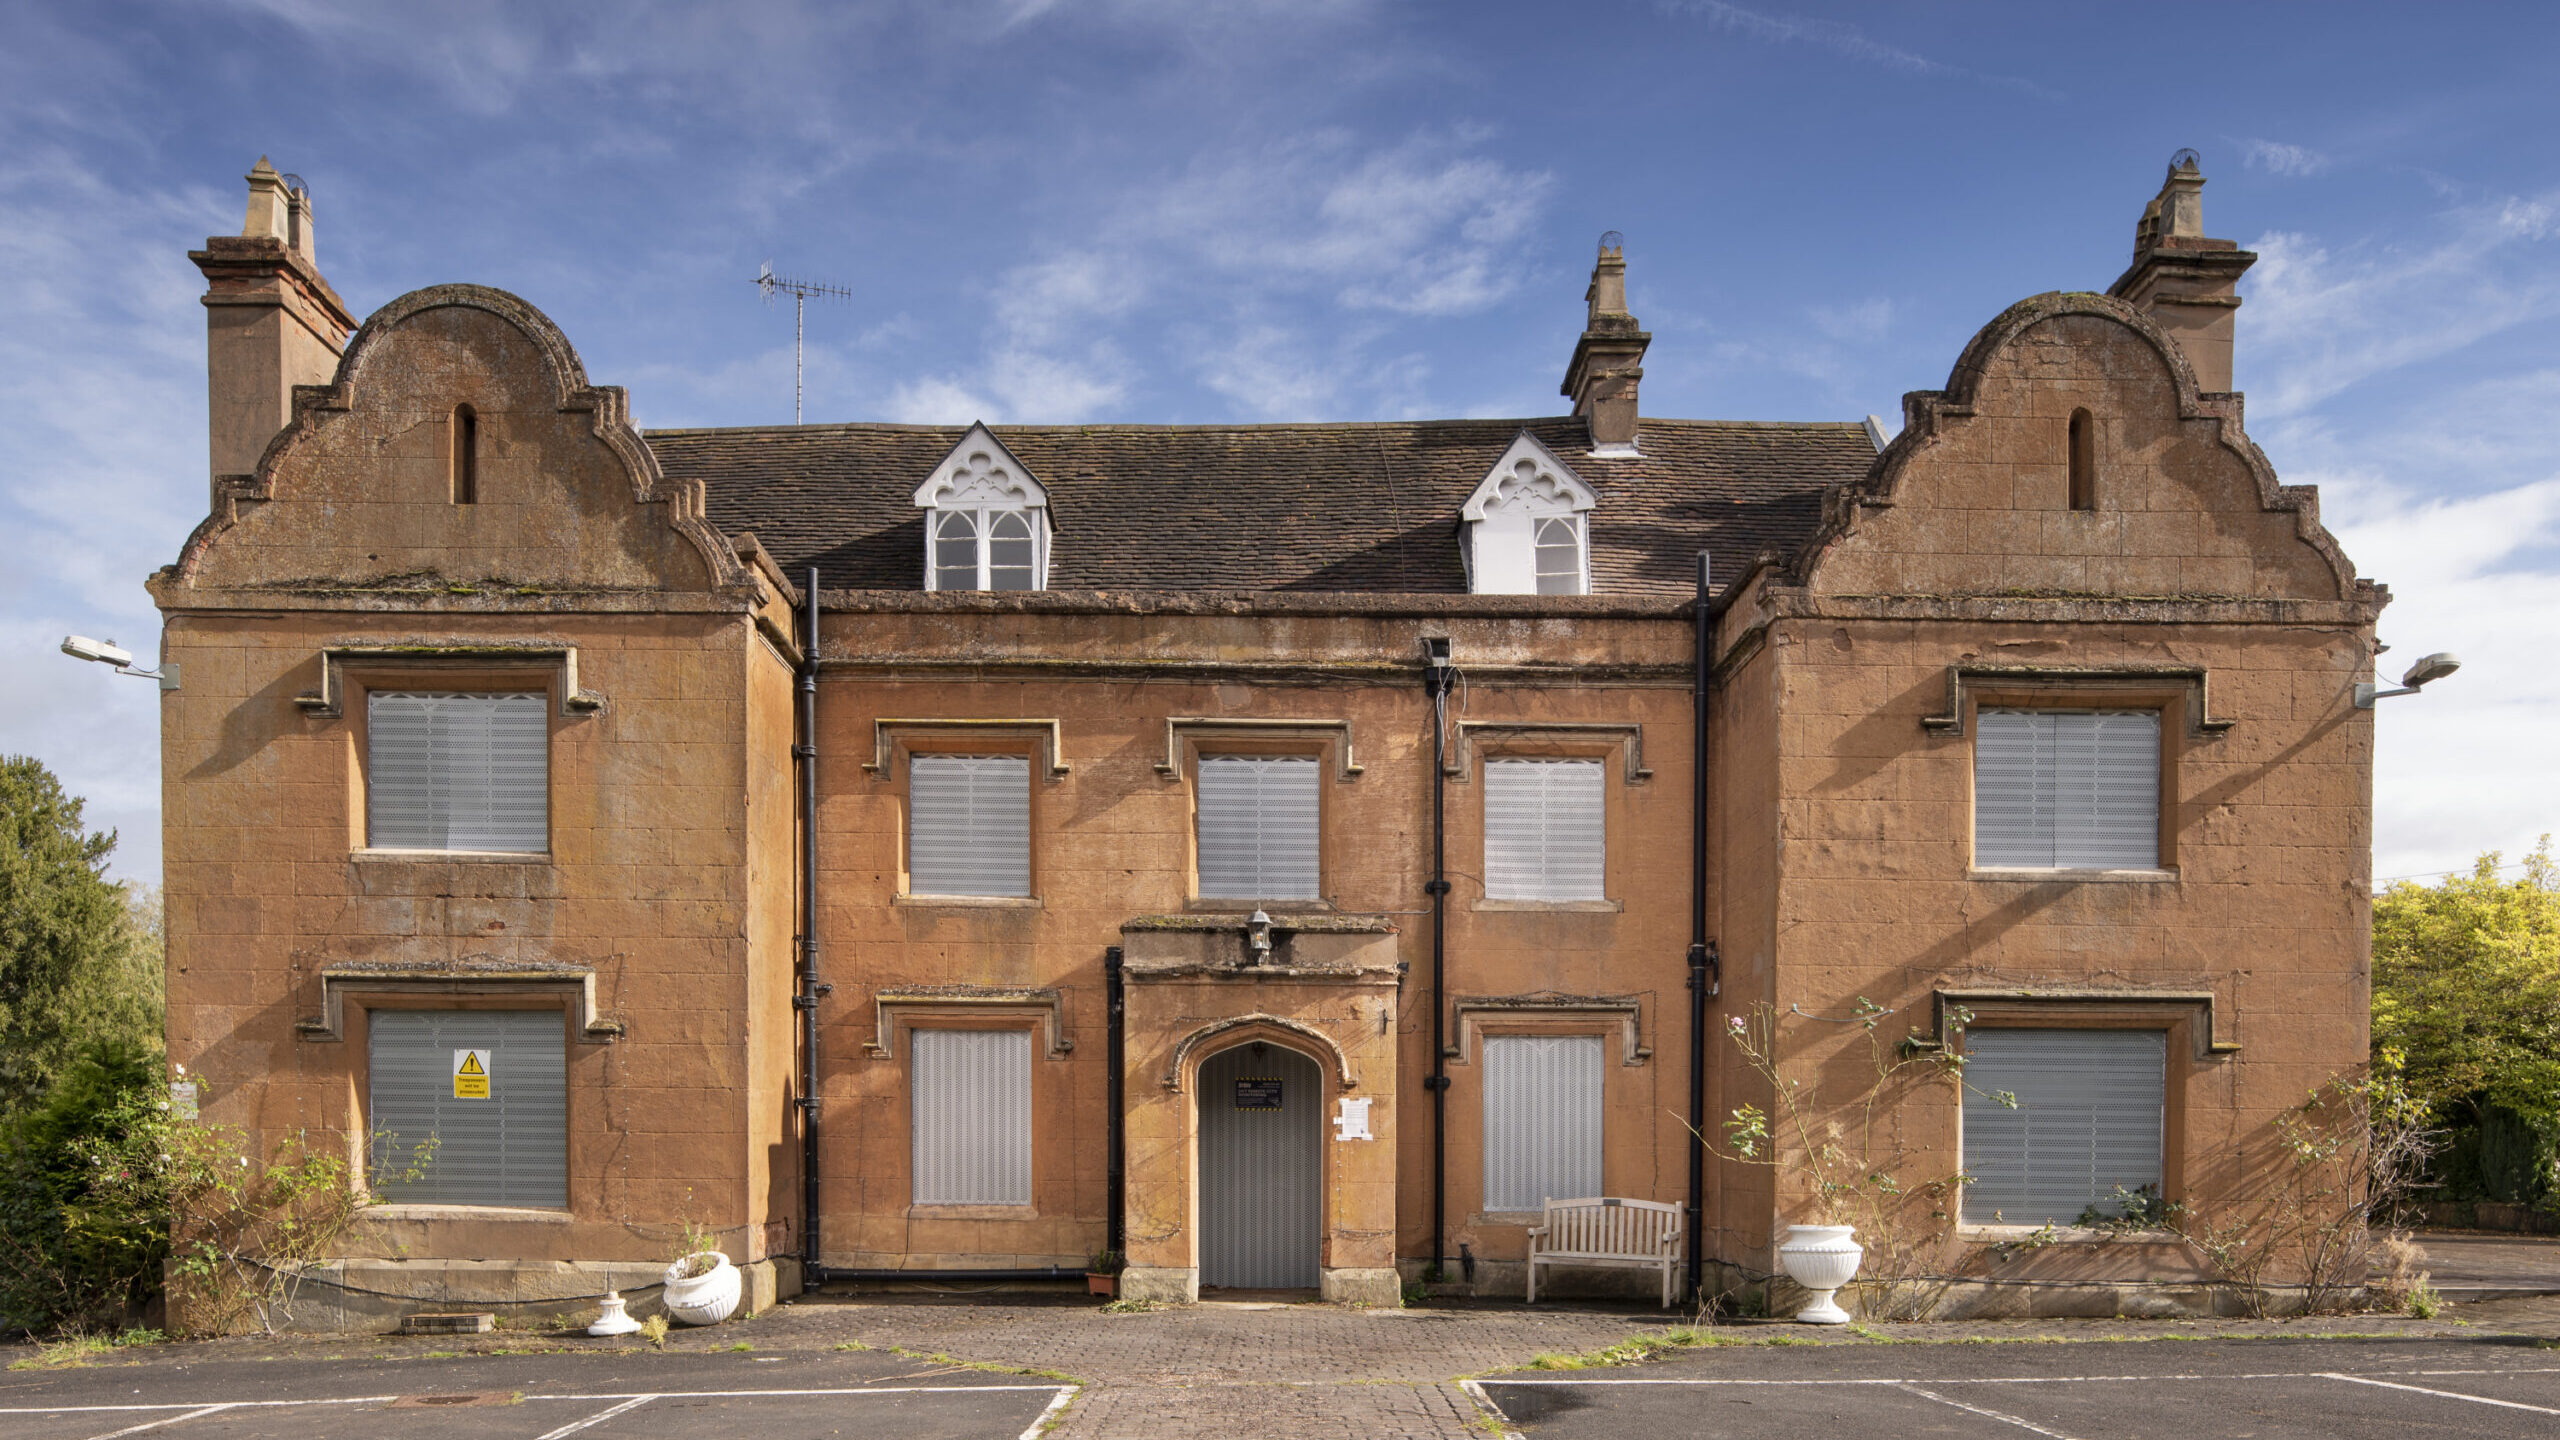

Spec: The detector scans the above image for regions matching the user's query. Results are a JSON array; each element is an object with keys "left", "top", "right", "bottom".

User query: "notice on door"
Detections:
[
  {"left": 1234, "top": 1077, "right": 1283, "bottom": 1109},
  {"left": 453, "top": 1049, "right": 491, "bottom": 1099}
]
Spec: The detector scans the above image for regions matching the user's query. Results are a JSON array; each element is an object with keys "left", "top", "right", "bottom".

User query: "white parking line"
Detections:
[
  {"left": 0, "top": 1384, "right": 1067, "bottom": 1415},
  {"left": 1017, "top": 1387, "right": 1079, "bottom": 1440},
  {"left": 82, "top": 1405, "right": 235, "bottom": 1440},
  {"left": 2321, "top": 1372, "right": 2560, "bottom": 1415},
  {"left": 1897, "top": 1384, "right": 2079, "bottom": 1439},
  {"left": 533, "top": 1394, "right": 657, "bottom": 1440},
  {"left": 1482, "top": 1364, "right": 2560, "bottom": 1388}
]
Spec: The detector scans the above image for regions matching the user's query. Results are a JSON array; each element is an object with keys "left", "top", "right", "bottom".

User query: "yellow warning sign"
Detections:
[{"left": 453, "top": 1048, "right": 491, "bottom": 1100}]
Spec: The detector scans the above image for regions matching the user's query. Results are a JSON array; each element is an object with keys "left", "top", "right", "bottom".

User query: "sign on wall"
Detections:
[
  {"left": 1334, "top": 1096, "right": 1373, "bottom": 1141},
  {"left": 1234, "top": 1077, "right": 1283, "bottom": 1109},
  {"left": 453, "top": 1048, "right": 492, "bottom": 1099}
]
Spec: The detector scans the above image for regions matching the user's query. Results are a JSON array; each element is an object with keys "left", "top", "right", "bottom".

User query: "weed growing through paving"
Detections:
[
  {"left": 639, "top": 1314, "right": 669, "bottom": 1348},
  {"left": 6, "top": 1326, "right": 163, "bottom": 1370},
  {"left": 831, "top": 1340, "right": 1079, "bottom": 1383},
  {"left": 1100, "top": 1297, "right": 1160, "bottom": 1314}
]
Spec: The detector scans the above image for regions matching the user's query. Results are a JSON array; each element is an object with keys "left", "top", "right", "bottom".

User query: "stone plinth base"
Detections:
[
  {"left": 1319, "top": 1267, "right": 1403, "bottom": 1306},
  {"left": 1119, "top": 1266, "right": 1200, "bottom": 1304}
]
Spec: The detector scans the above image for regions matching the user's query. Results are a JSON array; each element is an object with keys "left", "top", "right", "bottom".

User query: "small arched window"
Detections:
[
  {"left": 932, "top": 510, "right": 979, "bottom": 589},
  {"left": 451, "top": 404, "right": 479, "bottom": 505},
  {"left": 1534, "top": 516, "right": 1586, "bottom": 595},
  {"left": 2067, "top": 408, "right": 2095, "bottom": 511},
  {"left": 987, "top": 510, "right": 1036, "bottom": 591}
]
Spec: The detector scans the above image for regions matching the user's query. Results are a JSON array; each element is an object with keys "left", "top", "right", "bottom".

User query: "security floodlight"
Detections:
[
  {"left": 61, "top": 635, "right": 133, "bottom": 668},
  {"left": 59, "top": 634, "right": 178, "bottom": 690},
  {"left": 2356, "top": 651, "right": 2460, "bottom": 709}
]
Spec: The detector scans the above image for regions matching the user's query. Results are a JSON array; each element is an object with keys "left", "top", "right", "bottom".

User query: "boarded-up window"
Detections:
[
  {"left": 911, "top": 1029, "right": 1032, "bottom": 1206},
  {"left": 1961, "top": 1028, "right": 2166, "bottom": 1226},
  {"left": 1974, "top": 709, "right": 2160, "bottom": 869},
  {"left": 908, "top": 754, "right": 1031, "bottom": 897},
  {"left": 369, "top": 1009, "right": 566, "bottom": 1209},
  {"left": 1196, "top": 755, "right": 1320, "bottom": 900},
  {"left": 1483, "top": 1034, "right": 1604, "bottom": 1211},
  {"left": 1484, "top": 759, "right": 1606, "bottom": 901},
  {"left": 368, "top": 692, "right": 547, "bottom": 853}
]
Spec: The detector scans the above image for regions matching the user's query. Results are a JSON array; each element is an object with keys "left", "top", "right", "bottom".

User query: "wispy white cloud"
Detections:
[
  {"left": 2237, "top": 137, "right": 2329, "bottom": 178},
  {"left": 1659, "top": 0, "right": 2060, "bottom": 99},
  {"left": 2240, "top": 187, "right": 2560, "bottom": 420}
]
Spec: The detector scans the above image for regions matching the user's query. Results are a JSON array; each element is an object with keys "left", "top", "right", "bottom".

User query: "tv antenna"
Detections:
[{"left": 755, "top": 264, "right": 855, "bottom": 424}]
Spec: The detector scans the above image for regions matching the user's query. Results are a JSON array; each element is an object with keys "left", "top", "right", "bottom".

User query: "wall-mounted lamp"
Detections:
[
  {"left": 1245, "top": 908, "right": 1274, "bottom": 965},
  {"left": 60, "top": 635, "right": 179, "bottom": 691},
  {"left": 2355, "top": 651, "right": 2460, "bottom": 709}
]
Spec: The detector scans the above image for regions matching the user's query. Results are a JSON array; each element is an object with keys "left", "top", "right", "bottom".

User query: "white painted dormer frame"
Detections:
[
  {"left": 913, "top": 422, "right": 1053, "bottom": 591},
  {"left": 1461, "top": 430, "right": 1598, "bottom": 596}
]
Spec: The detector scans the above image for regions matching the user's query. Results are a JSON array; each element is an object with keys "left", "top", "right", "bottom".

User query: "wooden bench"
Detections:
[{"left": 1524, "top": 1196, "right": 1685, "bottom": 1308}]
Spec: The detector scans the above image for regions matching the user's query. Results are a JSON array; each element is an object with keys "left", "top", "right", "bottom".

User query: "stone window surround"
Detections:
[
  {"left": 1453, "top": 1000, "right": 1636, "bottom": 1224},
  {"left": 1163, "top": 719, "right": 1359, "bottom": 912},
  {"left": 889, "top": 1000, "right": 1057, "bottom": 1220},
  {"left": 865, "top": 722, "right": 1062, "bottom": 903},
  {"left": 309, "top": 647, "right": 602, "bottom": 862},
  {"left": 1461, "top": 725, "right": 1645, "bottom": 912},
  {"left": 299, "top": 978, "right": 602, "bottom": 1219},
  {"left": 1926, "top": 988, "right": 2232, "bottom": 1245},
  {"left": 1949, "top": 670, "right": 2213, "bottom": 879}
]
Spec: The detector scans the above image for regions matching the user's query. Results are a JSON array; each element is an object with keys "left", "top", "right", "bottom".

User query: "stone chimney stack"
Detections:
[
  {"left": 190, "top": 158, "right": 356, "bottom": 506},
  {"left": 1561, "top": 232, "right": 1651, "bottom": 454},
  {"left": 2106, "top": 151, "right": 2257, "bottom": 394}
]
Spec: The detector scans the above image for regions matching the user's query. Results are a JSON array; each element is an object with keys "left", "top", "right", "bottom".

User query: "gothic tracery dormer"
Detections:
[
  {"left": 1460, "top": 431, "right": 1596, "bottom": 595},
  {"left": 913, "top": 422, "right": 1052, "bottom": 591}
]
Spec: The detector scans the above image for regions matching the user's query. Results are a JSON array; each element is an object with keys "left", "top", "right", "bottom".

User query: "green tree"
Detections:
[
  {"left": 0, "top": 756, "right": 160, "bottom": 1112},
  {"left": 2371, "top": 840, "right": 2560, "bottom": 1203}
]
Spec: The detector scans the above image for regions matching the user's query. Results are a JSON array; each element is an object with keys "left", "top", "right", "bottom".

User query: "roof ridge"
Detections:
[{"left": 641, "top": 415, "right": 1868, "bottom": 439}]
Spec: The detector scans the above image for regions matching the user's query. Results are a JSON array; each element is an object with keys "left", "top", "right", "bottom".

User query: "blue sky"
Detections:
[{"left": 4, "top": 0, "right": 2556, "bottom": 886}]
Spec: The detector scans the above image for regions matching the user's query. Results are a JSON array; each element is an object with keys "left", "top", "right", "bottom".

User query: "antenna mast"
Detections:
[{"left": 755, "top": 264, "right": 855, "bottom": 424}]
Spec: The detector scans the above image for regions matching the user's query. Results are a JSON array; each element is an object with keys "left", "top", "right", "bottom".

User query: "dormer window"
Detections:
[
  {"left": 1461, "top": 431, "right": 1597, "bottom": 596},
  {"left": 913, "top": 422, "right": 1051, "bottom": 592}
]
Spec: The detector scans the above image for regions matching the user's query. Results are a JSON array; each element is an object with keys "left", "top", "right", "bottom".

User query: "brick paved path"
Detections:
[{"left": 759, "top": 1298, "right": 1666, "bottom": 1437}]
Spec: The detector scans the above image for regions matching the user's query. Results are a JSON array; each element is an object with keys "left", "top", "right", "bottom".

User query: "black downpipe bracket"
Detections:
[
  {"left": 1105, "top": 945, "right": 1126, "bottom": 1261},
  {"left": 1423, "top": 637, "right": 1455, "bottom": 1280},
  {"left": 1685, "top": 552, "right": 1719, "bottom": 1304},
  {"left": 796, "top": 569, "right": 833, "bottom": 1288}
]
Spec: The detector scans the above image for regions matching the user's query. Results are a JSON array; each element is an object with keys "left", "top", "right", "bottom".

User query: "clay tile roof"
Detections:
[{"left": 645, "top": 416, "right": 1872, "bottom": 600}]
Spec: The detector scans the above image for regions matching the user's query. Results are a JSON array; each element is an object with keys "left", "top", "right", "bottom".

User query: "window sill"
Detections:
[
  {"left": 1967, "top": 867, "right": 2177, "bottom": 884},
  {"left": 1958, "top": 1223, "right": 2183, "bottom": 1245},
  {"left": 905, "top": 1204, "right": 1037, "bottom": 1220},
  {"left": 1184, "top": 897, "right": 1332, "bottom": 913},
  {"left": 1469, "top": 1210, "right": 1549, "bottom": 1226},
  {"left": 1469, "top": 898, "right": 1622, "bottom": 913},
  {"left": 354, "top": 849, "right": 554, "bottom": 864},
  {"left": 895, "top": 894, "right": 1042, "bottom": 909},
  {"left": 363, "top": 1203, "right": 573, "bottom": 1223}
]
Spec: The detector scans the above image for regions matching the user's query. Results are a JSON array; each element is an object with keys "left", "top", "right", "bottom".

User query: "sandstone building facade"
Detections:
[{"left": 151, "top": 156, "right": 2385, "bottom": 1324}]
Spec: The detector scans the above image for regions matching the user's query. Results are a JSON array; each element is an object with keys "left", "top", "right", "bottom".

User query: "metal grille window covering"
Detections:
[
  {"left": 367, "top": 692, "right": 548, "bottom": 853},
  {"left": 910, "top": 1029, "right": 1032, "bottom": 1206},
  {"left": 1961, "top": 1029, "right": 2166, "bottom": 1226},
  {"left": 908, "top": 754, "right": 1031, "bottom": 897},
  {"left": 1195, "top": 755, "right": 1321, "bottom": 900},
  {"left": 367, "top": 1009, "right": 567, "bottom": 1208},
  {"left": 1483, "top": 1034, "right": 1604, "bottom": 1211},
  {"left": 1974, "top": 709, "right": 2160, "bottom": 869},
  {"left": 1483, "top": 759, "right": 1606, "bottom": 901}
]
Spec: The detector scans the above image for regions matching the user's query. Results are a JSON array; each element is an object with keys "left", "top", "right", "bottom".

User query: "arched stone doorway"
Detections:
[{"left": 1197, "top": 1040, "right": 1322, "bottom": 1290}]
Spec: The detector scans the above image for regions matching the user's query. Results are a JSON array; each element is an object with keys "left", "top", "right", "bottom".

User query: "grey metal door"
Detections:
[{"left": 1198, "top": 1042, "right": 1321, "bottom": 1289}]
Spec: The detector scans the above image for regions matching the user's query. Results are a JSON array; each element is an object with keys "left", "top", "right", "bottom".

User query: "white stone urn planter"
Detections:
[
  {"left": 1776, "top": 1224, "right": 1863, "bottom": 1324},
  {"left": 662, "top": 1251, "right": 742, "bottom": 1326}
]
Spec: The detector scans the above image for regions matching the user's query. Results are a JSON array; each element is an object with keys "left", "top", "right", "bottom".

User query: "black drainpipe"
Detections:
[
  {"left": 1105, "top": 945, "right": 1126, "bottom": 1260},
  {"left": 1422, "top": 636, "right": 1454, "bottom": 1279},
  {"left": 1685, "top": 552, "right": 1719, "bottom": 1304},
  {"left": 796, "top": 569, "right": 833, "bottom": 1287}
]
